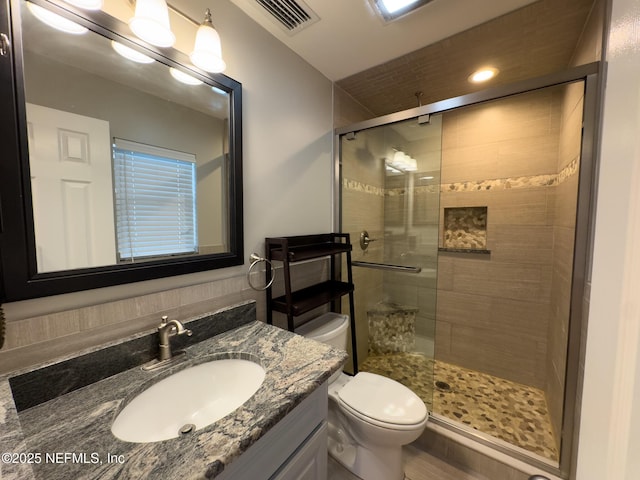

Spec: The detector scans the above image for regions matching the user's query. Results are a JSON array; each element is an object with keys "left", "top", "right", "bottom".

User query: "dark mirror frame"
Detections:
[{"left": 0, "top": 0, "right": 244, "bottom": 302}]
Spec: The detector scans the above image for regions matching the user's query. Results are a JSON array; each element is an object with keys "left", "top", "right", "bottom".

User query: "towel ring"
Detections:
[{"left": 247, "top": 253, "right": 275, "bottom": 291}]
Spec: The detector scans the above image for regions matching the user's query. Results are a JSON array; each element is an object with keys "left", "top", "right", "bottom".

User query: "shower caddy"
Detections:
[{"left": 264, "top": 233, "right": 358, "bottom": 372}]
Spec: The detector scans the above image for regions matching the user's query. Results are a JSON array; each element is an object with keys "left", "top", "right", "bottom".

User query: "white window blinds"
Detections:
[{"left": 113, "top": 138, "right": 198, "bottom": 262}]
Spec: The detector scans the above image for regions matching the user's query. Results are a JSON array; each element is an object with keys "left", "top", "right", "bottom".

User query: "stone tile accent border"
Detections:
[
  {"left": 367, "top": 303, "right": 418, "bottom": 355},
  {"left": 343, "top": 157, "right": 579, "bottom": 197},
  {"left": 342, "top": 178, "right": 384, "bottom": 196},
  {"left": 361, "top": 353, "right": 559, "bottom": 462}
]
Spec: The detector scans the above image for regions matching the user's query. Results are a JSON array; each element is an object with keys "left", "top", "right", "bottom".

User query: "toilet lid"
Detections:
[{"left": 337, "top": 372, "right": 427, "bottom": 426}]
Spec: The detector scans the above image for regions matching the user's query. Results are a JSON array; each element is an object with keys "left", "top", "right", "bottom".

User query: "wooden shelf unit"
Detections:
[{"left": 265, "top": 233, "right": 358, "bottom": 373}]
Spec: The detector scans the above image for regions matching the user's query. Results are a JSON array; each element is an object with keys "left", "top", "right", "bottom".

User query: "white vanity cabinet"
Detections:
[
  {"left": 216, "top": 383, "right": 329, "bottom": 480},
  {"left": 271, "top": 423, "right": 327, "bottom": 480}
]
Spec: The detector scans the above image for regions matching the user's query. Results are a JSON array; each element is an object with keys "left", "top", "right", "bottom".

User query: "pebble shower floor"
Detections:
[{"left": 361, "top": 352, "right": 559, "bottom": 461}]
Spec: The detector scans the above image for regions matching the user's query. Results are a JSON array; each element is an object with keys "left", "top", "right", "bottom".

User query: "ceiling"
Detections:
[
  {"left": 227, "top": 0, "right": 538, "bottom": 81},
  {"left": 337, "top": 0, "right": 598, "bottom": 116},
  {"left": 224, "top": 0, "right": 598, "bottom": 117}
]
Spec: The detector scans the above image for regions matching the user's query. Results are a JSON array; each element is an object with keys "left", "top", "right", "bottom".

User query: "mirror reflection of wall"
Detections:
[{"left": 21, "top": 0, "right": 231, "bottom": 273}]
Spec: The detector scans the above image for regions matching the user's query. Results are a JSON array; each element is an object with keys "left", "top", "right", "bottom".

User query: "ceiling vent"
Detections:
[{"left": 254, "top": 0, "right": 319, "bottom": 35}]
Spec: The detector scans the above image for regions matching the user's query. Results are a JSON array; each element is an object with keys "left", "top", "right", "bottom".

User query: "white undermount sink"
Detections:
[{"left": 111, "top": 358, "right": 266, "bottom": 443}]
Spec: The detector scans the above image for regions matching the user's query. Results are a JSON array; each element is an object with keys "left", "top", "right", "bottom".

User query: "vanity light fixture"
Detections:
[
  {"left": 26, "top": 2, "right": 88, "bottom": 34},
  {"left": 111, "top": 40, "right": 155, "bottom": 63},
  {"left": 190, "top": 8, "right": 226, "bottom": 73},
  {"left": 128, "top": 2, "right": 227, "bottom": 72},
  {"left": 387, "top": 149, "right": 417, "bottom": 172},
  {"left": 468, "top": 67, "right": 499, "bottom": 83},
  {"left": 170, "top": 67, "right": 203, "bottom": 85},
  {"left": 63, "top": 0, "right": 103, "bottom": 10},
  {"left": 129, "top": 0, "right": 176, "bottom": 48}
]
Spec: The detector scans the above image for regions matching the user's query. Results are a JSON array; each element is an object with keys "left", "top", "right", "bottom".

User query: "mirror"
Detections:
[{"left": 0, "top": 0, "right": 243, "bottom": 301}]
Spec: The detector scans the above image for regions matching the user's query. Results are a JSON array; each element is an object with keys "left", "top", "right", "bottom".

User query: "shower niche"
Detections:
[{"left": 440, "top": 206, "right": 490, "bottom": 254}]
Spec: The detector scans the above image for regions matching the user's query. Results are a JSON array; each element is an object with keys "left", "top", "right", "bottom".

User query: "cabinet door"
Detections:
[{"left": 271, "top": 423, "right": 328, "bottom": 480}]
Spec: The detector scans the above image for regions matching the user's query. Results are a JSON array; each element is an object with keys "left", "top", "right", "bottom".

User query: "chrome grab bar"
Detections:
[{"left": 352, "top": 261, "right": 421, "bottom": 274}]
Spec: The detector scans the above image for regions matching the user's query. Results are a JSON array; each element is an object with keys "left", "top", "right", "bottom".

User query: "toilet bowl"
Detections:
[{"left": 297, "top": 313, "right": 428, "bottom": 480}]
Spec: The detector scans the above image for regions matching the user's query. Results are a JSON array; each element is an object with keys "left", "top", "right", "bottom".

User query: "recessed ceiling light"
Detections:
[
  {"left": 370, "top": 0, "right": 434, "bottom": 22},
  {"left": 468, "top": 67, "right": 499, "bottom": 83}
]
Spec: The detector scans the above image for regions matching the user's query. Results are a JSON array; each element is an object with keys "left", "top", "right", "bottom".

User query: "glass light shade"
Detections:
[
  {"left": 129, "top": 0, "right": 175, "bottom": 48},
  {"left": 27, "top": 2, "right": 88, "bottom": 34},
  {"left": 111, "top": 41, "right": 154, "bottom": 64},
  {"left": 64, "top": 0, "right": 103, "bottom": 10},
  {"left": 381, "top": 0, "right": 420, "bottom": 14},
  {"left": 190, "top": 14, "right": 226, "bottom": 73},
  {"left": 170, "top": 67, "right": 203, "bottom": 86}
]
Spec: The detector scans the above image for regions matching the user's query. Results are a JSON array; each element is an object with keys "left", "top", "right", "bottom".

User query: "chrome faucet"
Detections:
[{"left": 157, "top": 316, "right": 192, "bottom": 361}]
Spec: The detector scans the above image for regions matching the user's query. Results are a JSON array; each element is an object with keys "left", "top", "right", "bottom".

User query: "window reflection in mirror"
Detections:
[{"left": 20, "top": 0, "right": 231, "bottom": 273}]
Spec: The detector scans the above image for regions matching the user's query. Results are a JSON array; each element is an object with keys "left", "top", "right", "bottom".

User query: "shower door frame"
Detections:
[{"left": 334, "top": 61, "right": 602, "bottom": 478}]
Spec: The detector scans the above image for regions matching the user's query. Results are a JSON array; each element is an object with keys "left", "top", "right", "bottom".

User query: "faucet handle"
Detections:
[{"left": 161, "top": 315, "right": 169, "bottom": 325}]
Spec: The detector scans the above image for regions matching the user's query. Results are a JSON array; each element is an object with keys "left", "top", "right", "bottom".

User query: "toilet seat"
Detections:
[{"left": 337, "top": 372, "right": 427, "bottom": 430}]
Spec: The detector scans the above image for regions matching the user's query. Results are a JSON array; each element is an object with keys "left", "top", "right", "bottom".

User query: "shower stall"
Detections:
[{"left": 335, "top": 63, "right": 599, "bottom": 478}]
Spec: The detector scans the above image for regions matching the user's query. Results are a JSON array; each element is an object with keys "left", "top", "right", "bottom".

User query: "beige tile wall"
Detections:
[
  {"left": 435, "top": 86, "right": 573, "bottom": 390},
  {"left": 340, "top": 125, "right": 387, "bottom": 369},
  {"left": 545, "top": 81, "right": 584, "bottom": 447},
  {"left": 0, "top": 260, "right": 331, "bottom": 375},
  {"left": 0, "top": 274, "right": 259, "bottom": 374}
]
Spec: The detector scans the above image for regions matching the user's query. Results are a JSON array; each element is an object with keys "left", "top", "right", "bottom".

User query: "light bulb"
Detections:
[
  {"left": 170, "top": 68, "right": 203, "bottom": 86},
  {"left": 111, "top": 41, "right": 154, "bottom": 64},
  {"left": 129, "top": 0, "right": 175, "bottom": 48},
  {"left": 190, "top": 9, "right": 226, "bottom": 73},
  {"left": 27, "top": 2, "right": 88, "bottom": 35},
  {"left": 64, "top": 0, "right": 103, "bottom": 10},
  {"left": 380, "top": 0, "right": 420, "bottom": 14},
  {"left": 468, "top": 67, "right": 499, "bottom": 83}
]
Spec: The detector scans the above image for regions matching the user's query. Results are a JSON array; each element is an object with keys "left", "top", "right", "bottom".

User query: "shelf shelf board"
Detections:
[
  {"left": 271, "top": 280, "right": 354, "bottom": 317},
  {"left": 438, "top": 247, "right": 491, "bottom": 254},
  {"left": 269, "top": 242, "right": 352, "bottom": 262}
]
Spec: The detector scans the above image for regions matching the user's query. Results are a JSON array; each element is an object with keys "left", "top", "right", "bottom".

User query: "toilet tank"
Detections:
[{"left": 296, "top": 312, "right": 349, "bottom": 351}]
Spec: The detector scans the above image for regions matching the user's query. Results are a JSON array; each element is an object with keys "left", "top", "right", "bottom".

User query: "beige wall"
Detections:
[
  {"left": 435, "top": 86, "right": 581, "bottom": 391},
  {"left": 339, "top": 123, "right": 386, "bottom": 369},
  {"left": 546, "top": 81, "right": 584, "bottom": 449},
  {"left": 0, "top": 0, "right": 334, "bottom": 373}
]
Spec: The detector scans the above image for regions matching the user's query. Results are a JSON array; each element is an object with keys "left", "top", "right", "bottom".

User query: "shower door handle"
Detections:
[{"left": 352, "top": 261, "right": 421, "bottom": 274}]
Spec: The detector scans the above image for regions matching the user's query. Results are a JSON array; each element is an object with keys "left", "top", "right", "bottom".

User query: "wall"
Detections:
[
  {"left": 434, "top": 86, "right": 579, "bottom": 390},
  {"left": 339, "top": 122, "right": 386, "bottom": 369},
  {"left": 379, "top": 115, "right": 442, "bottom": 341},
  {"left": 546, "top": 81, "right": 583, "bottom": 450},
  {"left": 0, "top": 0, "right": 334, "bottom": 373},
  {"left": 576, "top": 0, "right": 640, "bottom": 477}
]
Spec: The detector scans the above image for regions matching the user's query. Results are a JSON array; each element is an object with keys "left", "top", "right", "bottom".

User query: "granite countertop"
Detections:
[{"left": 0, "top": 317, "right": 347, "bottom": 480}]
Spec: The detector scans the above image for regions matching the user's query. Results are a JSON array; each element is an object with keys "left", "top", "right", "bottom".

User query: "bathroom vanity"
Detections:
[{"left": 0, "top": 302, "right": 346, "bottom": 479}]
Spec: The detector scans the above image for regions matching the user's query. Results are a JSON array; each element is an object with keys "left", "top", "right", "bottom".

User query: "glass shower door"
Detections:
[{"left": 340, "top": 115, "right": 442, "bottom": 410}]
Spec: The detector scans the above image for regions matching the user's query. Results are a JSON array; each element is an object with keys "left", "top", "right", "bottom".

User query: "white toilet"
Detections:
[{"left": 297, "top": 312, "right": 428, "bottom": 480}]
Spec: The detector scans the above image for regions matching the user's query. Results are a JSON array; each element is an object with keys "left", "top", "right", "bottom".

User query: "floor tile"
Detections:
[{"left": 361, "top": 353, "right": 558, "bottom": 461}]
